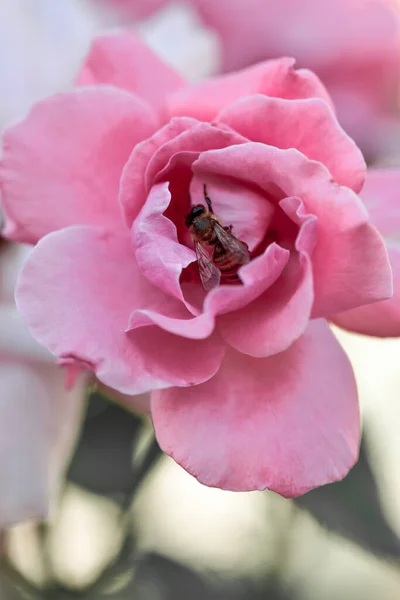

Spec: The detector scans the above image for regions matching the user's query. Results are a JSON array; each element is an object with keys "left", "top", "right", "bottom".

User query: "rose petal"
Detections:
[
  {"left": 330, "top": 168, "right": 400, "bottom": 336},
  {"left": 129, "top": 241, "right": 289, "bottom": 339},
  {"left": 218, "top": 197, "right": 316, "bottom": 357},
  {"left": 120, "top": 116, "right": 199, "bottom": 227},
  {"left": 207, "top": 240, "right": 290, "bottom": 311},
  {"left": 330, "top": 245, "right": 400, "bottom": 336},
  {"left": 0, "top": 87, "right": 158, "bottom": 244},
  {"left": 133, "top": 181, "right": 196, "bottom": 307},
  {"left": 128, "top": 305, "right": 214, "bottom": 338},
  {"left": 16, "top": 225, "right": 225, "bottom": 395},
  {"left": 167, "top": 57, "right": 334, "bottom": 122},
  {"left": 192, "top": 143, "right": 392, "bottom": 316},
  {"left": 0, "top": 361, "right": 85, "bottom": 525},
  {"left": 217, "top": 95, "right": 365, "bottom": 193},
  {"left": 152, "top": 319, "right": 359, "bottom": 496},
  {"left": 129, "top": 324, "right": 226, "bottom": 388},
  {"left": 78, "top": 32, "right": 185, "bottom": 119},
  {"left": 120, "top": 117, "right": 246, "bottom": 227},
  {"left": 144, "top": 122, "right": 246, "bottom": 194}
]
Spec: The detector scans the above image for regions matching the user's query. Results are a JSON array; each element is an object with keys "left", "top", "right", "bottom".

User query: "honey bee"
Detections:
[{"left": 185, "top": 185, "right": 250, "bottom": 291}]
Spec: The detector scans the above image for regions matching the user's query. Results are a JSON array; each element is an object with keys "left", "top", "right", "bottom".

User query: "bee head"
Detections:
[{"left": 185, "top": 204, "right": 206, "bottom": 227}]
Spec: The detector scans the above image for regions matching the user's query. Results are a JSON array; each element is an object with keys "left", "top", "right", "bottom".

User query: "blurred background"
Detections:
[{"left": 1, "top": 1, "right": 400, "bottom": 598}]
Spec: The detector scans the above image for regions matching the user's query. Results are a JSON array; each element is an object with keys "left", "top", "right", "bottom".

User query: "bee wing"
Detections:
[
  {"left": 195, "top": 241, "right": 221, "bottom": 291},
  {"left": 213, "top": 221, "right": 250, "bottom": 263}
]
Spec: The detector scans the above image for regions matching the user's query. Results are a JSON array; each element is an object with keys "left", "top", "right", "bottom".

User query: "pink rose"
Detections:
[{"left": 1, "top": 34, "right": 398, "bottom": 497}]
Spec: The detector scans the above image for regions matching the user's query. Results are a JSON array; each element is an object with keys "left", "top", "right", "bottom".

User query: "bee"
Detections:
[{"left": 185, "top": 185, "right": 250, "bottom": 291}]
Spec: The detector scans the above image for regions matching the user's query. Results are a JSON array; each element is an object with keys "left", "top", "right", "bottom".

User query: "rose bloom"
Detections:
[
  {"left": 109, "top": 0, "right": 400, "bottom": 160},
  {"left": 1, "top": 33, "right": 400, "bottom": 497}
]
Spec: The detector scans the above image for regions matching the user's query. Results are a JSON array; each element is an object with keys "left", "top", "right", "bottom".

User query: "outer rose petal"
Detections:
[
  {"left": 167, "top": 57, "right": 334, "bottom": 122},
  {"left": 152, "top": 319, "right": 359, "bottom": 496},
  {"left": 217, "top": 95, "right": 365, "bottom": 192},
  {"left": 193, "top": 143, "right": 392, "bottom": 316},
  {"left": 0, "top": 362, "right": 85, "bottom": 525},
  {"left": 331, "top": 169, "right": 400, "bottom": 336},
  {"left": 0, "top": 87, "right": 158, "bottom": 244},
  {"left": 78, "top": 33, "right": 185, "bottom": 118},
  {"left": 16, "top": 226, "right": 225, "bottom": 395},
  {"left": 330, "top": 246, "right": 400, "bottom": 336}
]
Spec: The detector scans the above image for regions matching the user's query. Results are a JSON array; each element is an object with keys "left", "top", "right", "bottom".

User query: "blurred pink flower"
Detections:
[
  {"left": 198, "top": 0, "right": 400, "bottom": 159},
  {"left": 0, "top": 242, "right": 87, "bottom": 526},
  {"left": 111, "top": 0, "right": 400, "bottom": 159},
  {"left": 1, "top": 34, "right": 399, "bottom": 496},
  {"left": 0, "top": 0, "right": 110, "bottom": 526},
  {"left": 105, "top": 0, "right": 167, "bottom": 18}
]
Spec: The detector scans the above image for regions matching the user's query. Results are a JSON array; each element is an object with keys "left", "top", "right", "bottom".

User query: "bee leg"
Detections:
[
  {"left": 203, "top": 184, "right": 214, "bottom": 213},
  {"left": 224, "top": 225, "right": 233, "bottom": 233}
]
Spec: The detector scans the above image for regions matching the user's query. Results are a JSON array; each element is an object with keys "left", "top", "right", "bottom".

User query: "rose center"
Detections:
[{"left": 185, "top": 185, "right": 251, "bottom": 291}]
